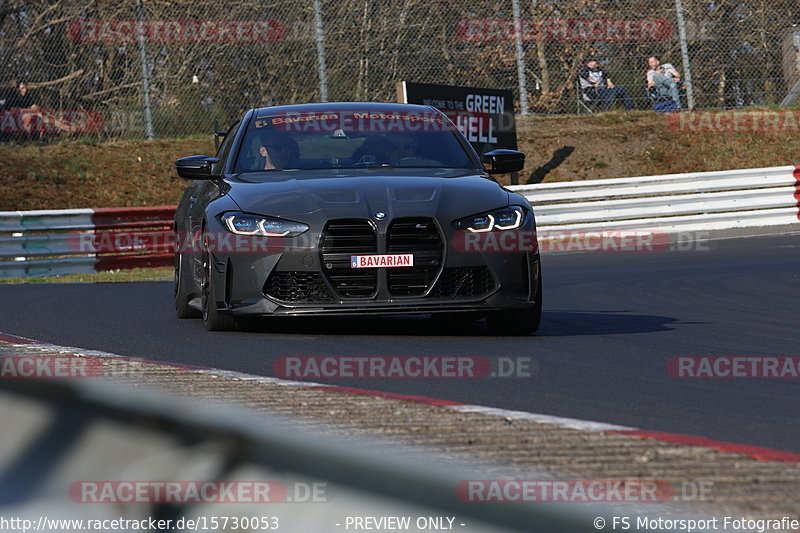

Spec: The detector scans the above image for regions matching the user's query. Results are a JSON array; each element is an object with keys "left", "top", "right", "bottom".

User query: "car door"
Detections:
[{"left": 189, "top": 120, "right": 242, "bottom": 282}]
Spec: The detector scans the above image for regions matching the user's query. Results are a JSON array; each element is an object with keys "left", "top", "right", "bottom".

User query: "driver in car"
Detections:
[{"left": 257, "top": 131, "right": 299, "bottom": 170}]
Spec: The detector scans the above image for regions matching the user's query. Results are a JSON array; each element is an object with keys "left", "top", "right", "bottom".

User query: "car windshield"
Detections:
[{"left": 234, "top": 109, "right": 476, "bottom": 172}]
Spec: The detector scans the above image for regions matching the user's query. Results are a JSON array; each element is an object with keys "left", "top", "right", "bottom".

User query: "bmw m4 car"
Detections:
[{"left": 173, "top": 102, "right": 541, "bottom": 334}]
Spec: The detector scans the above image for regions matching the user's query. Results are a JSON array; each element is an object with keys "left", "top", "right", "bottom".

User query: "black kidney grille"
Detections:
[
  {"left": 320, "top": 219, "right": 378, "bottom": 298},
  {"left": 387, "top": 218, "right": 443, "bottom": 296},
  {"left": 263, "top": 271, "right": 334, "bottom": 303},
  {"left": 428, "top": 267, "right": 495, "bottom": 298}
]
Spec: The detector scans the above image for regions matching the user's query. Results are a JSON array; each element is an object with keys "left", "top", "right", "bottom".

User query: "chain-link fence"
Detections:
[{"left": 1, "top": 0, "right": 799, "bottom": 139}]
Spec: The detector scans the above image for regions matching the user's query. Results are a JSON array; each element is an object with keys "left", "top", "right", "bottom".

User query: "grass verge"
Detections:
[
  {"left": 0, "top": 267, "right": 172, "bottom": 284},
  {"left": 1, "top": 108, "right": 799, "bottom": 207}
]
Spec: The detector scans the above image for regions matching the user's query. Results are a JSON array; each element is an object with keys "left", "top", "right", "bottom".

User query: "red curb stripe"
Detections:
[
  {"left": 794, "top": 166, "right": 800, "bottom": 221},
  {"left": 0, "top": 333, "right": 36, "bottom": 344},
  {"left": 92, "top": 205, "right": 176, "bottom": 218},
  {"left": 91, "top": 206, "right": 176, "bottom": 230},
  {"left": 111, "top": 356, "right": 212, "bottom": 372},
  {"left": 5, "top": 332, "right": 800, "bottom": 463},
  {"left": 607, "top": 429, "right": 800, "bottom": 463},
  {"left": 307, "top": 385, "right": 465, "bottom": 406}
]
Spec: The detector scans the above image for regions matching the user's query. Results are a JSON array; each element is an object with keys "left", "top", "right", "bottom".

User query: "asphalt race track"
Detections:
[{"left": 1, "top": 233, "right": 798, "bottom": 452}]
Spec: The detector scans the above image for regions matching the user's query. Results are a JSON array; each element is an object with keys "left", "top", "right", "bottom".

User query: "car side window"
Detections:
[{"left": 215, "top": 121, "right": 241, "bottom": 167}]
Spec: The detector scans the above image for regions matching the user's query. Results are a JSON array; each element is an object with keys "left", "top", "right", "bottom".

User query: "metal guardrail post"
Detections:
[
  {"left": 136, "top": 0, "right": 155, "bottom": 140},
  {"left": 312, "top": 0, "right": 329, "bottom": 102},
  {"left": 674, "top": 0, "right": 696, "bottom": 110},
  {"left": 510, "top": 0, "right": 529, "bottom": 117}
]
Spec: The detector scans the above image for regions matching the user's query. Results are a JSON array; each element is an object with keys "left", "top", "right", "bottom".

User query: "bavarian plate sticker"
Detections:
[{"left": 350, "top": 254, "right": 414, "bottom": 268}]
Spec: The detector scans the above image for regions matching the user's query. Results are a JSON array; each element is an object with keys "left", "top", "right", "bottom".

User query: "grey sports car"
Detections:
[{"left": 173, "top": 102, "right": 541, "bottom": 334}]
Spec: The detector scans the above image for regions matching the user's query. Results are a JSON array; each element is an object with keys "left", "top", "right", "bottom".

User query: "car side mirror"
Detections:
[
  {"left": 481, "top": 149, "right": 525, "bottom": 174},
  {"left": 176, "top": 155, "right": 221, "bottom": 179}
]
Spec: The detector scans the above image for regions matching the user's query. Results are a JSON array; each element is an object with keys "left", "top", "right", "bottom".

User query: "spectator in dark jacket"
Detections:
[
  {"left": 577, "top": 58, "right": 633, "bottom": 111},
  {"left": 6, "top": 81, "right": 41, "bottom": 134}
]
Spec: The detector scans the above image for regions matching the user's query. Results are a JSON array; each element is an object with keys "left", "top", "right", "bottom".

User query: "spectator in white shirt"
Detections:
[{"left": 646, "top": 56, "right": 681, "bottom": 109}]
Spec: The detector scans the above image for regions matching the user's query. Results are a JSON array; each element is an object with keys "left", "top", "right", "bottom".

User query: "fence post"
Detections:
[
  {"left": 135, "top": 0, "right": 155, "bottom": 139},
  {"left": 312, "top": 0, "right": 329, "bottom": 102},
  {"left": 674, "top": 0, "right": 696, "bottom": 110},
  {"left": 511, "top": 0, "right": 529, "bottom": 116}
]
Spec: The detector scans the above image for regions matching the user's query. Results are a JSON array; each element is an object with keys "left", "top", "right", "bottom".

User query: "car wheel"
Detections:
[
  {"left": 200, "top": 241, "right": 236, "bottom": 332},
  {"left": 485, "top": 275, "right": 542, "bottom": 336},
  {"left": 174, "top": 249, "right": 201, "bottom": 319}
]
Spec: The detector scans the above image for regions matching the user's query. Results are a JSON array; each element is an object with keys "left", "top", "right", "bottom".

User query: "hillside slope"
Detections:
[{"left": 1, "top": 110, "right": 797, "bottom": 210}]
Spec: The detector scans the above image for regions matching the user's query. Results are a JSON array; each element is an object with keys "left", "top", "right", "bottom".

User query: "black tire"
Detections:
[
  {"left": 485, "top": 275, "right": 542, "bottom": 336},
  {"left": 201, "top": 242, "right": 236, "bottom": 331},
  {"left": 174, "top": 250, "right": 201, "bottom": 319}
]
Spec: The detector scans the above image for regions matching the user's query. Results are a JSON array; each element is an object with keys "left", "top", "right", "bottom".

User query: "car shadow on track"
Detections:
[
  {"left": 233, "top": 310, "right": 687, "bottom": 337},
  {"left": 537, "top": 310, "right": 697, "bottom": 336},
  {"left": 236, "top": 314, "right": 484, "bottom": 336}
]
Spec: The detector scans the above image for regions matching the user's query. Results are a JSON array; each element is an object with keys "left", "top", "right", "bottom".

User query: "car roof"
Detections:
[{"left": 252, "top": 102, "right": 437, "bottom": 117}]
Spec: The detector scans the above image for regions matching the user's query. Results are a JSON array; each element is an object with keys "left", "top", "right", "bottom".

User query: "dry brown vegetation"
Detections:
[
  {"left": 3, "top": 0, "right": 799, "bottom": 131},
  {"left": 2, "top": 109, "right": 799, "bottom": 210}
]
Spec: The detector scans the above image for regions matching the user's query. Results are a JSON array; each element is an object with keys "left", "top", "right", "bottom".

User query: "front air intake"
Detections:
[
  {"left": 320, "top": 219, "right": 378, "bottom": 298},
  {"left": 386, "top": 218, "right": 443, "bottom": 296}
]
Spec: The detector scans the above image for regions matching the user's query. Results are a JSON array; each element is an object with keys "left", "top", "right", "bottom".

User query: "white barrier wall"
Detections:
[
  {"left": 511, "top": 165, "right": 800, "bottom": 233},
  {"left": 1, "top": 166, "right": 798, "bottom": 276}
]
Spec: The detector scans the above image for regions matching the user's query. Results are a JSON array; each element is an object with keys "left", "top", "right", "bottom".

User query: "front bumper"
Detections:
[{"left": 203, "top": 215, "right": 541, "bottom": 318}]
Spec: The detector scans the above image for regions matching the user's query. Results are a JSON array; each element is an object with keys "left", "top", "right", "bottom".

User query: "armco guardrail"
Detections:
[
  {"left": 0, "top": 379, "right": 674, "bottom": 533},
  {"left": 0, "top": 206, "right": 174, "bottom": 277},
  {"left": 0, "top": 377, "right": 694, "bottom": 533},
  {"left": 2, "top": 166, "right": 798, "bottom": 277},
  {"left": 511, "top": 165, "right": 800, "bottom": 233}
]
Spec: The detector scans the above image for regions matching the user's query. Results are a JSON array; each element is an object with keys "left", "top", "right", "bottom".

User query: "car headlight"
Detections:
[
  {"left": 453, "top": 206, "right": 525, "bottom": 233},
  {"left": 221, "top": 213, "right": 308, "bottom": 237}
]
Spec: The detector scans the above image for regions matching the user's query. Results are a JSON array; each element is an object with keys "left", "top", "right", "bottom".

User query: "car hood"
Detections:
[{"left": 224, "top": 169, "right": 512, "bottom": 222}]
